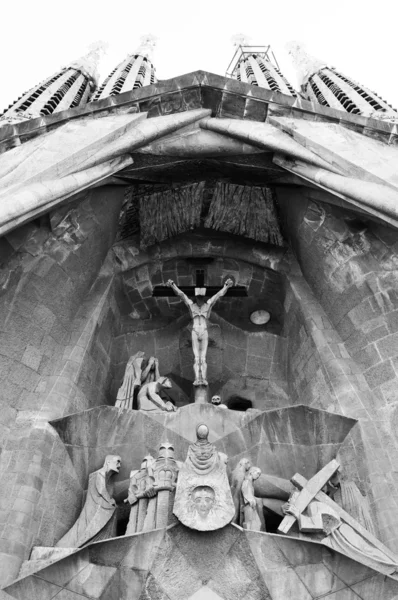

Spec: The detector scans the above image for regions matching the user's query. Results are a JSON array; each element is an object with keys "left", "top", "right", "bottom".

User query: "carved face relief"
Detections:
[
  {"left": 249, "top": 467, "right": 261, "bottom": 480},
  {"left": 106, "top": 455, "right": 121, "bottom": 473},
  {"left": 211, "top": 395, "right": 221, "bottom": 405},
  {"left": 192, "top": 486, "right": 215, "bottom": 519}
]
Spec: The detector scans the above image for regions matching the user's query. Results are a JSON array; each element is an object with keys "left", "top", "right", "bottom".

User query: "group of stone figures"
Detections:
[
  {"left": 115, "top": 351, "right": 227, "bottom": 411},
  {"left": 115, "top": 277, "right": 235, "bottom": 410},
  {"left": 115, "top": 352, "right": 176, "bottom": 412},
  {"left": 55, "top": 423, "right": 398, "bottom": 578}
]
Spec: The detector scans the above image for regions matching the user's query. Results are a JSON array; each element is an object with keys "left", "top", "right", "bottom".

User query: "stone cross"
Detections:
[{"left": 277, "top": 459, "right": 340, "bottom": 534}]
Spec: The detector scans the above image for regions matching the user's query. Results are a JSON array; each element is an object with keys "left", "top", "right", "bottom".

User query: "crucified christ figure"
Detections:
[{"left": 166, "top": 278, "right": 234, "bottom": 386}]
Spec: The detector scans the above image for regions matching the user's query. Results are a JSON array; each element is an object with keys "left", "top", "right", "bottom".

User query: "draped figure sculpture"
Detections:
[
  {"left": 230, "top": 458, "right": 251, "bottom": 523},
  {"left": 328, "top": 472, "right": 376, "bottom": 535},
  {"left": 56, "top": 455, "right": 121, "bottom": 548},
  {"left": 241, "top": 467, "right": 263, "bottom": 531},
  {"left": 116, "top": 353, "right": 160, "bottom": 410},
  {"left": 173, "top": 423, "right": 234, "bottom": 530},
  {"left": 166, "top": 279, "right": 233, "bottom": 386}
]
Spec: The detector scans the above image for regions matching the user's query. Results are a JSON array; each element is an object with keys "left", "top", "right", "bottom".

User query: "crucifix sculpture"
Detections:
[
  {"left": 166, "top": 278, "right": 233, "bottom": 386},
  {"left": 153, "top": 269, "right": 247, "bottom": 399}
]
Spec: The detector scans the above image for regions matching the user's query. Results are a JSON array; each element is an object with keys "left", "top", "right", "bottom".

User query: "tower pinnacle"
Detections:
[
  {"left": 92, "top": 35, "right": 157, "bottom": 102},
  {"left": 286, "top": 40, "right": 397, "bottom": 120},
  {"left": 227, "top": 37, "right": 297, "bottom": 97},
  {"left": 135, "top": 34, "right": 158, "bottom": 60},
  {"left": 285, "top": 41, "right": 326, "bottom": 88},
  {"left": 231, "top": 34, "right": 250, "bottom": 47},
  {"left": 69, "top": 41, "right": 108, "bottom": 88},
  {"left": 0, "top": 42, "right": 107, "bottom": 125}
]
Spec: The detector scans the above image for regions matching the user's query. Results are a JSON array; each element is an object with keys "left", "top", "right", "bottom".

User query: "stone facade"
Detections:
[{"left": 0, "top": 50, "right": 398, "bottom": 598}]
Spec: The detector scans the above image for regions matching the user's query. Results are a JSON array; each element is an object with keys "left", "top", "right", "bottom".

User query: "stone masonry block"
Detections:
[
  {"left": 223, "top": 345, "right": 247, "bottom": 375},
  {"left": 247, "top": 334, "right": 276, "bottom": 359},
  {"left": 376, "top": 332, "right": 398, "bottom": 360},
  {"left": 386, "top": 310, "right": 398, "bottom": 333},
  {"left": 32, "top": 305, "right": 56, "bottom": 332},
  {"left": 380, "top": 379, "right": 398, "bottom": 404},
  {"left": 11, "top": 498, "right": 35, "bottom": 516},
  {"left": 9, "top": 362, "right": 41, "bottom": 391},
  {"left": 364, "top": 360, "right": 396, "bottom": 389},
  {"left": 348, "top": 298, "right": 383, "bottom": 327},
  {"left": 21, "top": 345, "right": 43, "bottom": 371},
  {"left": 352, "top": 344, "right": 382, "bottom": 370},
  {"left": 246, "top": 355, "right": 272, "bottom": 379}
]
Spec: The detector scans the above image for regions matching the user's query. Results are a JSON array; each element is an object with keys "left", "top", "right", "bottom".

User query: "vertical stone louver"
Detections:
[
  {"left": 229, "top": 45, "right": 297, "bottom": 97},
  {"left": 287, "top": 41, "right": 397, "bottom": 119},
  {"left": 0, "top": 43, "right": 104, "bottom": 124},
  {"left": 92, "top": 35, "right": 157, "bottom": 101}
]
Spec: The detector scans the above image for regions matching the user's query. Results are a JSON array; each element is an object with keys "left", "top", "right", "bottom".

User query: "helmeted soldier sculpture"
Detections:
[
  {"left": 166, "top": 278, "right": 233, "bottom": 386},
  {"left": 125, "top": 442, "right": 180, "bottom": 534},
  {"left": 56, "top": 455, "right": 121, "bottom": 548},
  {"left": 173, "top": 423, "right": 235, "bottom": 530}
]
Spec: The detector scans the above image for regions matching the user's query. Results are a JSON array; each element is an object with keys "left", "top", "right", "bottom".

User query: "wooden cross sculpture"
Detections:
[
  {"left": 278, "top": 460, "right": 340, "bottom": 534},
  {"left": 277, "top": 459, "right": 397, "bottom": 561},
  {"left": 152, "top": 268, "right": 247, "bottom": 299}
]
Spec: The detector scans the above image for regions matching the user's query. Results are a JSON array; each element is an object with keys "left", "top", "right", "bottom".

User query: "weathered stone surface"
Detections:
[{"left": 7, "top": 524, "right": 398, "bottom": 599}]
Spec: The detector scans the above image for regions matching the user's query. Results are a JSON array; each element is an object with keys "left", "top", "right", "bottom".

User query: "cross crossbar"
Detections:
[{"left": 277, "top": 460, "right": 340, "bottom": 534}]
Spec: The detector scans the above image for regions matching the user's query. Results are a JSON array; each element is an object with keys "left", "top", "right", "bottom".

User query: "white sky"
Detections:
[{"left": 1, "top": 0, "right": 397, "bottom": 111}]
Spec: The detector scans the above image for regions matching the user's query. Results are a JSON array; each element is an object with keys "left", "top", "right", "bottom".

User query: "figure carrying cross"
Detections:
[{"left": 166, "top": 278, "right": 234, "bottom": 386}]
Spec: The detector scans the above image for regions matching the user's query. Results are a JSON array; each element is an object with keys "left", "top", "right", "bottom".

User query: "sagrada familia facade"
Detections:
[{"left": 0, "top": 35, "right": 398, "bottom": 599}]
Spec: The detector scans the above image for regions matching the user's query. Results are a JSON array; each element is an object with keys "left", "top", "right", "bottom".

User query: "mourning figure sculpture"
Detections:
[
  {"left": 56, "top": 455, "right": 121, "bottom": 548},
  {"left": 166, "top": 278, "right": 233, "bottom": 386},
  {"left": 173, "top": 423, "right": 235, "bottom": 530},
  {"left": 230, "top": 458, "right": 251, "bottom": 523},
  {"left": 241, "top": 466, "right": 263, "bottom": 531},
  {"left": 137, "top": 376, "right": 176, "bottom": 412},
  {"left": 116, "top": 352, "right": 160, "bottom": 410}
]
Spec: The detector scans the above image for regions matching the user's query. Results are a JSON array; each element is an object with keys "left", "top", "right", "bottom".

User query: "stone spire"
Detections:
[
  {"left": 286, "top": 41, "right": 397, "bottom": 120},
  {"left": 69, "top": 41, "right": 108, "bottom": 89},
  {"left": 228, "top": 36, "right": 297, "bottom": 97},
  {"left": 92, "top": 35, "right": 157, "bottom": 102},
  {"left": 0, "top": 42, "right": 106, "bottom": 125}
]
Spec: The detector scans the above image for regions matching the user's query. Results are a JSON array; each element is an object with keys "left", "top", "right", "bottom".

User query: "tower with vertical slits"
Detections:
[
  {"left": 287, "top": 41, "right": 397, "bottom": 119},
  {"left": 0, "top": 43, "right": 105, "bottom": 124},
  {"left": 227, "top": 40, "right": 297, "bottom": 97},
  {"left": 92, "top": 35, "right": 157, "bottom": 101}
]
